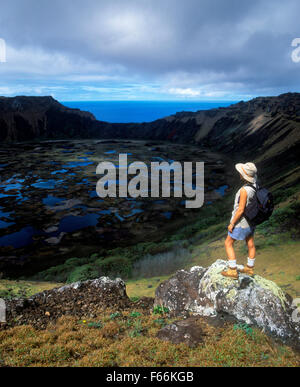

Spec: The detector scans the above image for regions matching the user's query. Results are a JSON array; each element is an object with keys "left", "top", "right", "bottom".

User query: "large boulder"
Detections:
[
  {"left": 155, "top": 260, "right": 300, "bottom": 343},
  {"left": 154, "top": 266, "right": 207, "bottom": 317}
]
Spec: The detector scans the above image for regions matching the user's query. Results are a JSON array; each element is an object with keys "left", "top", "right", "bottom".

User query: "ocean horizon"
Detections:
[{"left": 61, "top": 100, "right": 238, "bottom": 123}]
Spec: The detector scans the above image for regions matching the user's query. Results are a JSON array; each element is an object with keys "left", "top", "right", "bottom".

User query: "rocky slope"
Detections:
[
  {"left": 1, "top": 93, "right": 299, "bottom": 180},
  {"left": 2, "top": 260, "right": 299, "bottom": 347},
  {"left": 1, "top": 93, "right": 300, "bottom": 153},
  {"left": 96, "top": 92, "right": 300, "bottom": 187},
  {"left": 0, "top": 96, "right": 98, "bottom": 142},
  {"left": 3, "top": 276, "right": 153, "bottom": 329}
]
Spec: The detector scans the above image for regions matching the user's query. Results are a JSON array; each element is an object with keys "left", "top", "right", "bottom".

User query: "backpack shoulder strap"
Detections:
[
  {"left": 243, "top": 184, "right": 260, "bottom": 205},
  {"left": 238, "top": 185, "right": 250, "bottom": 204},
  {"left": 244, "top": 183, "right": 259, "bottom": 192}
]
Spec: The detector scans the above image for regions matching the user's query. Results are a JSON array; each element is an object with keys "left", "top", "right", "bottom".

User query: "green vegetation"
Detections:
[
  {"left": 2, "top": 173, "right": 299, "bottom": 300},
  {"left": 128, "top": 319, "right": 144, "bottom": 338},
  {"left": 272, "top": 182, "right": 300, "bottom": 205},
  {"left": 169, "top": 198, "right": 231, "bottom": 242},
  {"left": 67, "top": 264, "right": 99, "bottom": 283},
  {"left": 21, "top": 181, "right": 299, "bottom": 303},
  {"left": 32, "top": 196, "right": 233, "bottom": 284},
  {"left": 257, "top": 201, "right": 300, "bottom": 237},
  {"left": 0, "top": 176, "right": 300, "bottom": 367},
  {"left": 234, "top": 323, "right": 254, "bottom": 338},
  {"left": 87, "top": 321, "right": 103, "bottom": 329},
  {"left": 126, "top": 276, "right": 168, "bottom": 298},
  {"left": 0, "top": 280, "right": 62, "bottom": 299},
  {"left": 129, "top": 311, "right": 142, "bottom": 318},
  {"left": 33, "top": 241, "right": 191, "bottom": 283},
  {"left": 153, "top": 318, "right": 167, "bottom": 327},
  {"left": 110, "top": 312, "right": 122, "bottom": 320},
  {"left": 131, "top": 248, "right": 191, "bottom": 278},
  {"left": 153, "top": 305, "right": 170, "bottom": 315}
]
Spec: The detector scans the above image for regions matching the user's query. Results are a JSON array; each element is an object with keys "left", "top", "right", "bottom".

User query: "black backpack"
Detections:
[{"left": 243, "top": 183, "right": 274, "bottom": 226}]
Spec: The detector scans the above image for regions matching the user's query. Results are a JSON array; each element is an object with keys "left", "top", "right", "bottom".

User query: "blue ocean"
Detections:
[{"left": 61, "top": 100, "right": 237, "bottom": 123}]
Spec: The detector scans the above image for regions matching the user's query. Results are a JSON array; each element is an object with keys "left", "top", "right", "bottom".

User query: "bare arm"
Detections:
[{"left": 228, "top": 188, "right": 247, "bottom": 232}]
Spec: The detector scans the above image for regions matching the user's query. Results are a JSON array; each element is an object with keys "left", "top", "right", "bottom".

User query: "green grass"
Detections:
[
  {"left": 126, "top": 275, "right": 169, "bottom": 298},
  {"left": 0, "top": 280, "right": 62, "bottom": 299}
]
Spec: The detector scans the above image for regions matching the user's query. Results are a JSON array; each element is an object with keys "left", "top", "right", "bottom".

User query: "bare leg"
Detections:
[
  {"left": 225, "top": 235, "right": 236, "bottom": 261},
  {"left": 238, "top": 235, "right": 256, "bottom": 276},
  {"left": 245, "top": 235, "right": 256, "bottom": 259},
  {"left": 222, "top": 235, "right": 238, "bottom": 278}
]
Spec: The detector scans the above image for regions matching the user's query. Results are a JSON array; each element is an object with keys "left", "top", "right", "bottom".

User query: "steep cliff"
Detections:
[
  {"left": 0, "top": 96, "right": 98, "bottom": 141},
  {"left": 1, "top": 93, "right": 300, "bottom": 182}
]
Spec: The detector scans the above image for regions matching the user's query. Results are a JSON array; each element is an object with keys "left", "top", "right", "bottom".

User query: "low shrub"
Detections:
[
  {"left": 95, "top": 256, "right": 132, "bottom": 278},
  {"left": 272, "top": 183, "right": 300, "bottom": 205},
  {"left": 67, "top": 264, "right": 99, "bottom": 283},
  {"left": 131, "top": 248, "right": 191, "bottom": 279},
  {"left": 257, "top": 202, "right": 300, "bottom": 237}
]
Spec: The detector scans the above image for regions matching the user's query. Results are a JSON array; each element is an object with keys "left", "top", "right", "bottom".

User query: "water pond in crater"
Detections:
[{"left": 0, "top": 140, "right": 232, "bottom": 276}]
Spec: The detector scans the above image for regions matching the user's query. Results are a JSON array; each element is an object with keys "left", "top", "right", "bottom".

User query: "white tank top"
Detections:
[{"left": 230, "top": 183, "right": 257, "bottom": 229}]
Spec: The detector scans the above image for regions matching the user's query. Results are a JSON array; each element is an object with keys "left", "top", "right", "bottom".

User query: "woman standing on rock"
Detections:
[{"left": 222, "top": 162, "right": 258, "bottom": 279}]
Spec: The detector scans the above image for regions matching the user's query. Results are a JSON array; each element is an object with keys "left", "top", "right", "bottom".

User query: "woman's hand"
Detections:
[{"left": 228, "top": 223, "right": 234, "bottom": 233}]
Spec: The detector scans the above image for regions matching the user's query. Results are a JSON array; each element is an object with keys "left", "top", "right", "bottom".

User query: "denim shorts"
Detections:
[{"left": 228, "top": 226, "right": 255, "bottom": 241}]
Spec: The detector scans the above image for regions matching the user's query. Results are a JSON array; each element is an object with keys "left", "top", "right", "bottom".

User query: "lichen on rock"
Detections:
[
  {"left": 253, "top": 275, "right": 289, "bottom": 310},
  {"left": 155, "top": 259, "right": 300, "bottom": 343}
]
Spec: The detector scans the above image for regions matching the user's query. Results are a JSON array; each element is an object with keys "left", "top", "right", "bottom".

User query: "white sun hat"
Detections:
[{"left": 235, "top": 162, "right": 257, "bottom": 184}]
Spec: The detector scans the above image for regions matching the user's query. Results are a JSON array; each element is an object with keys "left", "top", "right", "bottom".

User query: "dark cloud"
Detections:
[{"left": 0, "top": 0, "right": 299, "bottom": 99}]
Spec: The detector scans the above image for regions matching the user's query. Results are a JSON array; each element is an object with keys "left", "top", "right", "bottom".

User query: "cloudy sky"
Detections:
[{"left": 0, "top": 0, "right": 299, "bottom": 101}]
